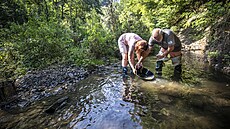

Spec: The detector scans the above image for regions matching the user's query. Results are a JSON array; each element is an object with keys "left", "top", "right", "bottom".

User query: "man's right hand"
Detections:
[{"left": 156, "top": 53, "right": 165, "bottom": 59}]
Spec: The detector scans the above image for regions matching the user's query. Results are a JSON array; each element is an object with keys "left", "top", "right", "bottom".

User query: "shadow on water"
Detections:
[{"left": 0, "top": 52, "right": 230, "bottom": 129}]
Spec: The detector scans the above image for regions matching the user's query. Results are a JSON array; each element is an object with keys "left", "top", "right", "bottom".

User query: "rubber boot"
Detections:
[
  {"left": 122, "top": 67, "right": 128, "bottom": 84},
  {"left": 155, "top": 61, "right": 163, "bottom": 76},
  {"left": 173, "top": 64, "right": 182, "bottom": 81},
  {"left": 122, "top": 67, "right": 128, "bottom": 79},
  {"left": 122, "top": 67, "right": 128, "bottom": 76}
]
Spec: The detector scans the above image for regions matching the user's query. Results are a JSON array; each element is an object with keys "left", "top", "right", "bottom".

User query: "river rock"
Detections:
[
  {"left": 45, "top": 96, "right": 69, "bottom": 114},
  {"left": 0, "top": 80, "right": 16, "bottom": 102},
  {"left": 2, "top": 65, "right": 89, "bottom": 109}
]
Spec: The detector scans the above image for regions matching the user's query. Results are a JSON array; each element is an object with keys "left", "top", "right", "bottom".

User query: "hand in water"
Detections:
[
  {"left": 132, "top": 68, "right": 137, "bottom": 74},
  {"left": 135, "top": 62, "right": 143, "bottom": 69}
]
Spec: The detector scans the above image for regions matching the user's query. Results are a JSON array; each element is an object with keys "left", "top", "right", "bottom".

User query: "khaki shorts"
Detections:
[
  {"left": 157, "top": 48, "right": 182, "bottom": 66},
  {"left": 118, "top": 35, "right": 128, "bottom": 53},
  {"left": 171, "top": 56, "right": 182, "bottom": 66}
]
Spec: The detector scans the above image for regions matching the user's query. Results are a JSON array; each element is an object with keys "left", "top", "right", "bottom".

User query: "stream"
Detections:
[{"left": 0, "top": 52, "right": 230, "bottom": 129}]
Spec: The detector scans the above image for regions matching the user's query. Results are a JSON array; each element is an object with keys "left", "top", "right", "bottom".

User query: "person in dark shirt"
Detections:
[{"left": 142, "top": 28, "right": 182, "bottom": 81}]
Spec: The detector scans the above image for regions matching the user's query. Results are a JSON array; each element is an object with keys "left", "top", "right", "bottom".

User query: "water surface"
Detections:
[{"left": 0, "top": 52, "right": 229, "bottom": 129}]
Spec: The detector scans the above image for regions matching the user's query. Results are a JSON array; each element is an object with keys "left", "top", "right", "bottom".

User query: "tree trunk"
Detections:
[{"left": 44, "top": 0, "right": 49, "bottom": 21}]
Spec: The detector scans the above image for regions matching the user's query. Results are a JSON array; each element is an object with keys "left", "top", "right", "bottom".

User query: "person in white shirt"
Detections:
[{"left": 118, "top": 33, "right": 148, "bottom": 76}]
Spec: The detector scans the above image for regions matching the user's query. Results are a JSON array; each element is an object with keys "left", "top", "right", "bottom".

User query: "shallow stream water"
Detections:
[{"left": 0, "top": 52, "right": 229, "bottom": 129}]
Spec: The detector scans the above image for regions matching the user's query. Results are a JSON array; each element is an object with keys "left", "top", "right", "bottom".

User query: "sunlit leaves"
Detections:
[
  {"left": 83, "top": 9, "right": 115, "bottom": 59},
  {"left": 1, "top": 0, "right": 229, "bottom": 80}
]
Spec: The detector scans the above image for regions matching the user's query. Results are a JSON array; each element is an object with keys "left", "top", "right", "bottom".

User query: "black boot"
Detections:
[
  {"left": 122, "top": 67, "right": 128, "bottom": 84},
  {"left": 156, "top": 61, "right": 163, "bottom": 76},
  {"left": 122, "top": 67, "right": 128, "bottom": 78},
  {"left": 122, "top": 67, "right": 128, "bottom": 75},
  {"left": 173, "top": 64, "right": 182, "bottom": 81}
]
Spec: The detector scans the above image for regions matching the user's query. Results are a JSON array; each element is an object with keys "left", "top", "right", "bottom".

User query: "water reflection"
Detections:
[
  {"left": 138, "top": 52, "right": 230, "bottom": 129},
  {"left": 69, "top": 74, "right": 143, "bottom": 129},
  {"left": 0, "top": 52, "right": 229, "bottom": 129}
]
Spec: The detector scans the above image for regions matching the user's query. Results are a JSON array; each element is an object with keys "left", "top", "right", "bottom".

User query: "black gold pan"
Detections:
[{"left": 136, "top": 67, "right": 155, "bottom": 81}]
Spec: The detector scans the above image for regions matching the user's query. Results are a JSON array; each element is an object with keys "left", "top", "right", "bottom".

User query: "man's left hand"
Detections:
[{"left": 156, "top": 53, "right": 165, "bottom": 59}]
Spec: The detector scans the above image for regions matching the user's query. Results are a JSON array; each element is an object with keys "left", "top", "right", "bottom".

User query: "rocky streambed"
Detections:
[
  {"left": 0, "top": 54, "right": 230, "bottom": 129},
  {"left": 0, "top": 64, "right": 102, "bottom": 111}
]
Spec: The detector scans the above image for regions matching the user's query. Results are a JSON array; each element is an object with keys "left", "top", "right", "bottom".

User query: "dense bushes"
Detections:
[
  {"left": 0, "top": 0, "right": 229, "bottom": 80},
  {"left": 0, "top": 8, "right": 117, "bottom": 80},
  {"left": 0, "top": 19, "right": 72, "bottom": 79}
]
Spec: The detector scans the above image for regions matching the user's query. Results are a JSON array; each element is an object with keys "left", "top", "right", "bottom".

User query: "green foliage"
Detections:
[
  {"left": 0, "top": 0, "right": 115, "bottom": 79},
  {"left": 181, "top": 1, "right": 229, "bottom": 40},
  {"left": 0, "top": 19, "right": 76, "bottom": 79},
  {"left": 0, "top": 41, "right": 25, "bottom": 80},
  {"left": 1, "top": 0, "right": 229, "bottom": 80},
  {"left": 13, "top": 20, "right": 72, "bottom": 68},
  {"left": 0, "top": 0, "right": 28, "bottom": 28},
  {"left": 208, "top": 51, "right": 219, "bottom": 58},
  {"left": 68, "top": 46, "right": 105, "bottom": 67},
  {"left": 82, "top": 9, "right": 116, "bottom": 59}
]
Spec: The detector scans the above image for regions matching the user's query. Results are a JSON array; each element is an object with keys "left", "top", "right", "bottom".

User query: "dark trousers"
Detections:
[{"left": 155, "top": 61, "right": 182, "bottom": 81}]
